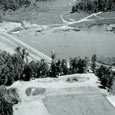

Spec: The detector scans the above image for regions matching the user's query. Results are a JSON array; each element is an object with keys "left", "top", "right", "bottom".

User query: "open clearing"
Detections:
[
  {"left": 1, "top": 0, "right": 72, "bottom": 25},
  {"left": 44, "top": 87, "right": 115, "bottom": 115},
  {"left": 11, "top": 73, "right": 115, "bottom": 115}
]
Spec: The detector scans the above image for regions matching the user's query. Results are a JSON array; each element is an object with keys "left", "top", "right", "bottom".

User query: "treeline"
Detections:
[
  {"left": 0, "top": 47, "right": 98, "bottom": 86},
  {"left": 0, "top": 0, "right": 54, "bottom": 11},
  {"left": 3, "top": 46, "right": 115, "bottom": 94},
  {"left": 95, "top": 65, "right": 115, "bottom": 93},
  {"left": 0, "top": 0, "right": 31, "bottom": 11},
  {"left": 71, "top": 0, "right": 115, "bottom": 13}
]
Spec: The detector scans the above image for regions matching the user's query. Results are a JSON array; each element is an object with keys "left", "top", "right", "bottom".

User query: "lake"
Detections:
[{"left": 17, "top": 25, "right": 115, "bottom": 60}]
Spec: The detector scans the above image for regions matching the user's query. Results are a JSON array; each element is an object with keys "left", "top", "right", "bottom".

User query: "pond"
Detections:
[{"left": 17, "top": 25, "right": 115, "bottom": 60}]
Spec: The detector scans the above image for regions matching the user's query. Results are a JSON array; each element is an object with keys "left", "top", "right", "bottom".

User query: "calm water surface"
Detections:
[{"left": 19, "top": 25, "right": 115, "bottom": 59}]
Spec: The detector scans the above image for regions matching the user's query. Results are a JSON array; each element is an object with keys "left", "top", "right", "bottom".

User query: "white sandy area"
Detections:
[{"left": 13, "top": 100, "right": 49, "bottom": 115}]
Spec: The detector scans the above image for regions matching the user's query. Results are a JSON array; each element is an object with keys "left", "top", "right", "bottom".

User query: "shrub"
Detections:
[
  {"left": 32, "top": 87, "right": 46, "bottom": 96},
  {"left": 25, "top": 87, "right": 33, "bottom": 96},
  {"left": 25, "top": 87, "right": 46, "bottom": 96}
]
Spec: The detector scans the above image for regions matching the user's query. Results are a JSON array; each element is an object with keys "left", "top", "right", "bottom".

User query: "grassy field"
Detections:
[
  {"left": 1, "top": 0, "right": 72, "bottom": 25},
  {"left": 44, "top": 87, "right": 115, "bottom": 115},
  {"left": 1, "top": 0, "right": 115, "bottom": 26},
  {"left": 63, "top": 12, "right": 89, "bottom": 22},
  {"left": 98, "top": 11, "right": 115, "bottom": 19}
]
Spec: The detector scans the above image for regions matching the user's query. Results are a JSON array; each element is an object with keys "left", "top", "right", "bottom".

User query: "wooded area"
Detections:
[{"left": 71, "top": 0, "right": 115, "bottom": 13}]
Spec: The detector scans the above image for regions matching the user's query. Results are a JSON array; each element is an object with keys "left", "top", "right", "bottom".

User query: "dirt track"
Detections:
[{"left": 43, "top": 87, "right": 115, "bottom": 115}]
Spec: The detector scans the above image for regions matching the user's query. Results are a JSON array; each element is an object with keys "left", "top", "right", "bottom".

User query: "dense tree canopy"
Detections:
[
  {"left": 71, "top": 0, "right": 115, "bottom": 13},
  {"left": 0, "top": 0, "right": 31, "bottom": 11},
  {"left": 0, "top": 47, "right": 89, "bottom": 86}
]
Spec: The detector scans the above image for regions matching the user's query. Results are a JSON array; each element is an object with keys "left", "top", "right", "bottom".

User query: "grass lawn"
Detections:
[
  {"left": 1, "top": 0, "right": 72, "bottom": 25},
  {"left": 98, "top": 11, "right": 115, "bottom": 18},
  {"left": 44, "top": 87, "right": 115, "bottom": 115},
  {"left": 63, "top": 12, "right": 89, "bottom": 22}
]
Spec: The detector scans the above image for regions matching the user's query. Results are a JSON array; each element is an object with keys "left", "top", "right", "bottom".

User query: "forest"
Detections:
[
  {"left": 71, "top": 0, "right": 115, "bottom": 13},
  {"left": 0, "top": 0, "right": 31, "bottom": 11},
  {"left": 0, "top": 0, "right": 53, "bottom": 11}
]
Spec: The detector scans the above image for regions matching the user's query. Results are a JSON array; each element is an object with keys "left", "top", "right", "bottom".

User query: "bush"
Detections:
[
  {"left": 25, "top": 87, "right": 46, "bottom": 96},
  {"left": 25, "top": 87, "right": 33, "bottom": 96},
  {"left": 32, "top": 87, "right": 46, "bottom": 96}
]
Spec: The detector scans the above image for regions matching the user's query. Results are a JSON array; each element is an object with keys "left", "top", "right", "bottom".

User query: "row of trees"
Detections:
[
  {"left": 95, "top": 65, "right": 115, "bottom": 91},
  {"left": 20, "top": 56, "right": 89, "bottom": 80},
  {"left": 71, "top": 0, "right": 115, "bottom": 13},
  {"left": 0, "top": 47, "right": 98, "bottom": 86},
  {"left": 91, "top": 55, "right": 115, "bottom": 94}
]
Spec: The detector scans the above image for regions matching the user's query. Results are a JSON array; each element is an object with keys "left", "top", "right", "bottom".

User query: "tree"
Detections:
[
  {"left": 61, "top": 59, "right": 68, "bottom": 75},
  {"left": 91, "top": 54, "right": 97, "bottom": 73},
  {"left": 0, "top": 98, "right": 13, "bottom": 115},
  {"left": 69, "top": 57, "right": 78, "bottom": 73},
  {"left": 95, "top": 65, "right": 114, "bottom": 89},
  {"left": 22, "top": 64, "right": 32, "bottom": 81},
  {"left": 37, "top": 59, "right": 49, "bottom": 78},
  {"left": 55, "top": 59, "right": 61, "bottom": 76},
  {"left": 15, "top": 47, "right": 29, "bottom": 63},
  {"left": 77, "top": 58, "right": 86, "bottom": 73},
  {"left": 50, "top": 60, "right": 57, "bottom": 77},
  {"left": 28, "top": 61, "right": 38, "bottom": 78},
  {"left": 12, "top": 53, "right": 24, "bottom": 80}
]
